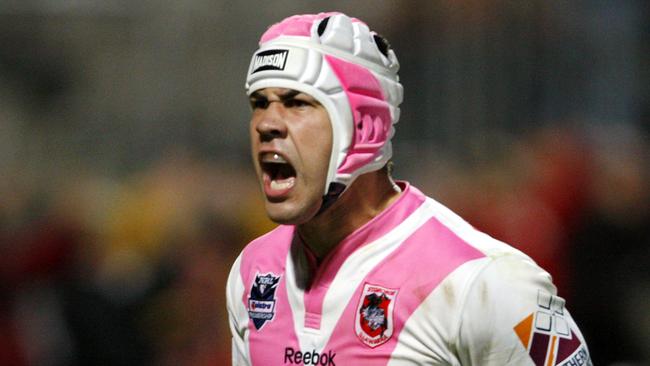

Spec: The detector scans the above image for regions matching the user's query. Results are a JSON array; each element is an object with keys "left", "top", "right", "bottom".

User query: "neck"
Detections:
[{"left": 297, "top": 171, "right": 401, "bottom": 261}]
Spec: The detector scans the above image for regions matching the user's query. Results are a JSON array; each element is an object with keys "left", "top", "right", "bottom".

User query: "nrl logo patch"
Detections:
[
  {"left": 248, "top": 272, "right": 281, "bottom": 330},
  {"left": 355, "top": 283, "right": 398, "bottom": 348},
  {"left": 514, "top": 290, "right": 592, "bottom": 366},
  {"left": 251, "top": 49, "right": 289, "bottom": 73}
]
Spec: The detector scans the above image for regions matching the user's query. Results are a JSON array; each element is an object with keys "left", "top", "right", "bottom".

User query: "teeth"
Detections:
[
  {"left": 262, "top": 152, "right": 287, "bottom": 163},
  {"left": 272, "top": 153, "right": 287, "bottom": 163},
  {"left": 270, "top": 178, "right": 295, "bottom": 191}
]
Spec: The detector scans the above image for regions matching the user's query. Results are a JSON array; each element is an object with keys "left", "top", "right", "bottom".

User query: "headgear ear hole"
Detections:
[
  {"left": 373, "top": 34, "right": 391, "bottom": 57},
  {"left": 317, "top": 17, "right": 331, "bottom": 37}
]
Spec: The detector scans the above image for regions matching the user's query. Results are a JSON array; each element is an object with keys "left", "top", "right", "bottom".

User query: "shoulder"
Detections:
[
  {"left": 420, "top": 192, "right": 531, "bottom": 259},
  {"left": 446, "top": 234, "right": 590, "bottom": 365},
  {"left": 401, "top": 192, "right": 534, "bottom": 277},
  {"left": 453, "top": 254, "right": 592, "bottom": 365},
  {"left": 418, "top": 194, "right": 553, "bottom": 332},
  {"left": 380, "top": 188, "right": 565, "bottom": 363},
  {"left": 389, "top": 187, "right": 541, "bottom": 302},
  {"left": 415, "top": 192, "right": 558, "bottom": 312},
  {"left": 409, "top": 191, "right": 591, "bottom": 364},
  {"left": 460, "top": 254, "right": 556, "bottom": 319}
]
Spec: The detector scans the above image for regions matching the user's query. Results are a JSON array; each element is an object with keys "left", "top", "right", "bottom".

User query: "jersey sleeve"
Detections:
[
  {"left": 226, "top": 254, "right": 251, "bottom": 366},
  {"left": 455, "top": 255, "right": 592, "bottom": 366}
]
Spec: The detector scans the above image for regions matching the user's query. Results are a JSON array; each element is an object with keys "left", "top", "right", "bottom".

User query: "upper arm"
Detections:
[{"left": 455, "top": 255, "right": 591, "bottom": 366}]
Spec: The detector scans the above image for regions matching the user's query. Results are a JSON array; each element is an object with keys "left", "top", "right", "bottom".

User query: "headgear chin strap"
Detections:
[{"left": 246, "top": 12, "right": 403, "bottom": 205}]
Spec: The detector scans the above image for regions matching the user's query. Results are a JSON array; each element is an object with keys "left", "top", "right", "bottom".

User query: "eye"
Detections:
[
  {"left": 283, "top": 98, "right": 310, "bottom": 108},
  {"left": 250, "top": 98, "right": 269, "bottom": 109}
]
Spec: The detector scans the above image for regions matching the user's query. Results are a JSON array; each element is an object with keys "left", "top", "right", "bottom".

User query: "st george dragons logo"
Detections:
[{"left": 355, "top": 283, "right": 398, "bottom": 348}]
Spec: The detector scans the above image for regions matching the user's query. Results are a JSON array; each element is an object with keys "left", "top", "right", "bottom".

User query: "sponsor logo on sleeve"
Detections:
[
  {"left": 355, "top": 283, "right": 398, "bottom": 348},
  {"left": 248, "top": 272, "right": 281, "bottom": 330},
  {"left": 514, "top": 290, "right": 593, "bottom": 366},
  {"left": 251, "top": 49, "right": 289, "bottom": 74}
]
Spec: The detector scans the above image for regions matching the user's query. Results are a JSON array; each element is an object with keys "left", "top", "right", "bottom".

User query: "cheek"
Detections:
[
  {"left": 314, "top": 117, "right": 333, "bottom": 174},
  {"left": 249, "top": 116, "right": 264, "bottom": 150},
  {"left": 317, "top": 123, "right": 334, "bottom": 170},
  {"left": 298, "top": 126, "right": 332, "bottom": 174},
  {"left": 249, "top": 119, "right": 258, "bottom": 144},
  {"left": 249, "top": 121, "right": 262, "bottom": 175}
]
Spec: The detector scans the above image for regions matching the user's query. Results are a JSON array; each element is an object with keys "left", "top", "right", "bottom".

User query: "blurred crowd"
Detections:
[
  {"left": 0, "top": 1, "right": 648, "bottom": 365},
  {"left": 0, "top": 152, "right": 275, "bottom": 365}
]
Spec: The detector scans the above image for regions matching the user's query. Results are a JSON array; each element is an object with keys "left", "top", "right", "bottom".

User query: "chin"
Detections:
[{"left": 264, "top": 201, "right": 321, "bottom": 225}]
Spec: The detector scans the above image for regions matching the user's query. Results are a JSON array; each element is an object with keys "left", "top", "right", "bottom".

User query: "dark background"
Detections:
[{"left": 1, "top": 1, "right": 648, "bottom": 365}]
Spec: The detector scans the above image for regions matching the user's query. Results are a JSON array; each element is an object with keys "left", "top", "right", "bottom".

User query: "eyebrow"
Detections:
[{"left": 249, "top": 89, "right": 302, "bottom": 101}]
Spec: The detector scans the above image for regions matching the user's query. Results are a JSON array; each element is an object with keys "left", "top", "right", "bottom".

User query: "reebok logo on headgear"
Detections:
[{"left": 252, "top": 49, "right": 288, "bottom": 73}]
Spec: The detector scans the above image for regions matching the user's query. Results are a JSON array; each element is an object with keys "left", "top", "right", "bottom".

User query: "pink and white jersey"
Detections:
[{"left": 226, "top": 183, "right": 591, "bottom": 365}]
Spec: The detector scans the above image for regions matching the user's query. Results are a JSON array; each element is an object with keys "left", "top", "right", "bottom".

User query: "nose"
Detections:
[{"left": 254, "top": 102, "right": 288, "bottom": 142}]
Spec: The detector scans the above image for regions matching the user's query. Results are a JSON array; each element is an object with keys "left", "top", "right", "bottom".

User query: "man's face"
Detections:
[{"left": 249, "top": 88, "right": 333, "bottom": 224}]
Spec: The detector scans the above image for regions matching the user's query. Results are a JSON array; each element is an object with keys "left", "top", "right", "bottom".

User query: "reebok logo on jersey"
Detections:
[
  {"left": 284, "top": 347, "right": 336, "bottom": 366},
  {"left": 251, "top": 49, "right": 288, "bottom": 73},
  {"left": 355, "top": 283, "right": 398, "bottom": 348},
  {"left": 514, "top": 290, "right": 592, "bottom": 366},
  {"left": 248, "top": 272, "right": 281, "bottom": 330}
]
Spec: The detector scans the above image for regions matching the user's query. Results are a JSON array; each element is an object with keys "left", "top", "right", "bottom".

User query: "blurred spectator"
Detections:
[{"left": 569, "top": 124, "right": 650, "bottom": 364}]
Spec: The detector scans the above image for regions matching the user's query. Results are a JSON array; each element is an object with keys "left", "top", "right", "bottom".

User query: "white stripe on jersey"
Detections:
[{"left": 226, "top": 255, "right": 251, "bottom": 366}]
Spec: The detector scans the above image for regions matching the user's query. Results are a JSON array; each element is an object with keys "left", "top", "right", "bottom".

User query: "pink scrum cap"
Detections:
[{"left": 245, "top": 12, "right": 403, "bottom": 201}]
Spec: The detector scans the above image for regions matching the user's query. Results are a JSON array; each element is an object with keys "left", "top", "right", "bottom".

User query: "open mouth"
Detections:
[{"left": 260, "top": 153, "right": 296, "bottom": 195}]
